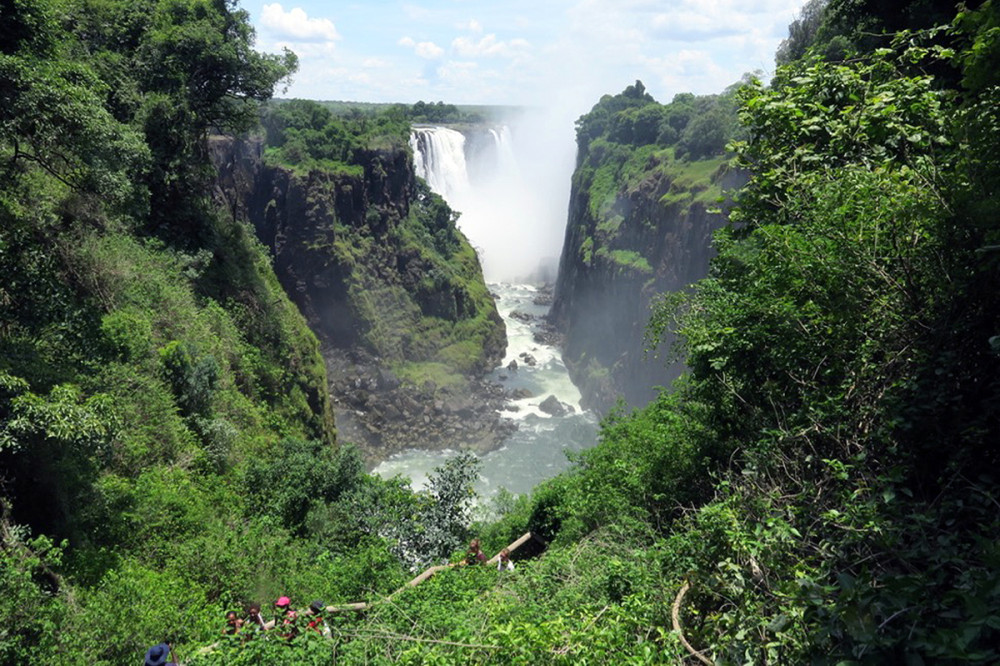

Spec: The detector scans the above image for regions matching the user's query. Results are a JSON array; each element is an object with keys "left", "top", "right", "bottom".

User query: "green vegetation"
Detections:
[
  {"left": 570, "top": 80, "right": 739, "bottom": 283},
  {"left": 556, "top": 81, "right": 741, "bottom": 405},
  {"left": 270, "top": 97, "right": 501, "bottom": 130},
  {"left": 256, "top": 97, "right": 504, "bottom": 391},
  {"left": 599, "top": 248, "right": 652, "bottom": 274},
  {"left": 4, "top": 0, "right": 1000, "bottom": 663},
  {"left": 278, "top": 8, "right": 996, "bottom": 662},
  {"left": 0, "top": 0, "right": 493, "bottom": 662},
  {"left": 261, "top": 98, "right": 411, "bottom": 173}
]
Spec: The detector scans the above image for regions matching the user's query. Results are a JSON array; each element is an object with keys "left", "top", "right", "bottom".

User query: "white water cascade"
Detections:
[
  {"left": 409, "top": 124, "right": 564, "bottom": 283},
  {"left": 409, "top": 127, "right": 472, "bottom": 203},
  {"left": 374, "top": 123, "right": 597, "bottom": 501}
]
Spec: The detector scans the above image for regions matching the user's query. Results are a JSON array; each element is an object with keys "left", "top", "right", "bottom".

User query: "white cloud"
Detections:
[
  {"left": 417, "top": 42, "right": 445, "bottom": 59},
  {"left": 399, "top": 36, "right": 445, "bottom": 59},
  {"left": 457, "top": 19, "right": 484, "bottom": 33},
  {"left": 260, "top": 4, "right": 339, "bottom": 42},
  {"left": 651, "top": 11, "right": 741, "bottom": 41},
  {"left": 256, "top": 0, "right": 812, "bottom": 106},
  {"left": 451, "top": 34, "right": 530, "bottom": 58},
  {"left": 436, "top": 60, "right": 481, "bottom": 86}
]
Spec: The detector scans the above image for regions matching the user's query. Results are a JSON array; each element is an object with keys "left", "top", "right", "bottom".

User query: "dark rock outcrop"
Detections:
[
  {"left": 211, "top": 136, "right": 508, "bottom": 464},
  {"left": 538, "top": 394, "right": 573, "bottom": 417},
  {"left": 550, "top": 153, "right": 745, "bottom": 413}
]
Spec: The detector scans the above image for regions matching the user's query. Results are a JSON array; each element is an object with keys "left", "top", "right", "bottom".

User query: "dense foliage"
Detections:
[
  {"left": 575, "top": 79, "right": 741, "bottom": 163},
  {"left": 260, "top": 99, "right": 412, "bottom": 174},
  {"left": 0, "top": 1, "right": 488, "bottom": 663},
  {"left": 316, "top": 3, "right": 1000, "bottom": 664},
  {"left": 4, "top": 0, "right": 1000, "bottom": 663},
  {"left": 570, "top": 80, "right": 736, "bottom": 259},
  {"left": 254, "top": 96, "right": 505, "bottom": 395}
]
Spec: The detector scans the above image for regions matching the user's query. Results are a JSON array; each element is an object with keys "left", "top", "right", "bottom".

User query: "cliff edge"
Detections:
[
  {"left": 550, "top": 82, "right": 745, "bottom": 412},
  {"left": 211, "top": 109, "right": 509, "bottom": 463}
]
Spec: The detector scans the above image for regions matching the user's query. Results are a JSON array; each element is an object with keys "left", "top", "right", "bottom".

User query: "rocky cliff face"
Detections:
[
  {"left": 211, "top": 136, "right": 509, "bottom": 463},
  {"left": 551, "top": 151, "right": 744, "bottom": 413},
  {"left": 211, "top": 137, "right": 403, "bottom": 345}
]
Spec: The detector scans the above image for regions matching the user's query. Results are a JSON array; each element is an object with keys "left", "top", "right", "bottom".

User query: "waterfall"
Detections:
[
  {"left": 377, "top": 121, "right": 596, "bottom": 498},
  {"left": 489, "top": 126, "right": 518, "bottom": 179},
  {"left": 410, "top": 124, "right": 555, "bottom": 282},
  {"left": 409, "top": 127, "right": 472, "bottom": 203}
]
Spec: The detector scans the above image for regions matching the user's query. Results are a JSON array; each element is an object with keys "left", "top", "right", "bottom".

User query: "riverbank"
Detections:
[
  {"left": 372, "top": 283, "right": 599, "bottom": 500},
  {"left": 326, "top": 347, "right": 518, "bottom": 468}
]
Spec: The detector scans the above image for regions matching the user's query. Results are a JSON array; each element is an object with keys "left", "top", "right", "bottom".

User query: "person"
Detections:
[
  {"left": 223, "top": 609, "right": 244, "bottom": 635},
  {"left": 143, "top": 642, "right": 177, "bottom": 666},
  {"left": 465, "top": 538, "right": 487, "bottom": 565},
  {"left": 275, "top": 595, "right": 298, "bottom": 640},
  {"left": 244, "top": 601, "right": 266, "bottom": 630},
  {"left": 307, "top": 599, "right": 332, "bottom": 638},
  {"left": 497, "top": 547, "right": 514, "bottom": 571}
]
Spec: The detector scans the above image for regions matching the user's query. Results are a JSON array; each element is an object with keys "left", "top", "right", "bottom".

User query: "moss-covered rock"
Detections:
[
  {"left": 551, "top": 84, "right": 746, "bottom": 412},
  {"left": 211, "top": 121, "right": 506, "bottom": 459}
]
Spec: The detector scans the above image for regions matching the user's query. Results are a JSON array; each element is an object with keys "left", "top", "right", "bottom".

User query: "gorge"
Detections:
[
  {"left": 209, "top": 128, "right": 506, "bottom": 466},
  {"left": 5, "top": 0, "right": 1000, "bottom": 660},
  {"left": 377, "top": 122, "right": 597, "bottom": 495},
  {"left": 211, "top": 110, "right": 604, "bottom": 492},
  {"left": 210, "top": 102, "right": 735, "bottom": 492},
  {"left": 375, "top": 124, "right": 596, "bottom": 490}
]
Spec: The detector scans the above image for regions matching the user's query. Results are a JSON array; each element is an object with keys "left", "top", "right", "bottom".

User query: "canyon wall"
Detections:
[
  {"left": 550, "top": 83, "right": 745, "bottom": 412},
  {"left": 210, "top": 135, "right": 509, "bottom": 462}
]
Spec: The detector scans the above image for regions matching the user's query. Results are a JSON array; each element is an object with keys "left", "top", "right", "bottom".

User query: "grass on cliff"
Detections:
[{"left": 259, "top": 98, "right": 503, "bottom": 387}]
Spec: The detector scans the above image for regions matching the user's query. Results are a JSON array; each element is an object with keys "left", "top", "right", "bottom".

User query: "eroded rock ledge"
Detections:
[
  {"left": 211, "top": 134, "right": 508, "bottom": 463},
  {"left": 327, "top": 349, "right": 516, "bottom": 467}
]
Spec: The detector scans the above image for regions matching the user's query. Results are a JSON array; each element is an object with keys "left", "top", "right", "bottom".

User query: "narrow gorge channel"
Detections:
[{"left": 374, "top": 124, "right": 597, "bottom": 498}]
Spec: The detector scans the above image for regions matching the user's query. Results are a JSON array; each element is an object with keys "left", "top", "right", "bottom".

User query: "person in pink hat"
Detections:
[{"left": 274, "top": 595, "right": 298, "bottom": 640}]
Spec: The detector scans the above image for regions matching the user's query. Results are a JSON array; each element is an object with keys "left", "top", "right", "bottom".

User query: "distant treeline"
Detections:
[{"left": 270, "top": 98, "right": 521, "bottom": 125}]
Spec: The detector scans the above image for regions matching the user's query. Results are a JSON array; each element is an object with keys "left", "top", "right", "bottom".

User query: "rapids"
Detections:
[
  {"left": 373, "top": 282, "right": 598, "bottom": 500},
  {"left": 375, "top": 124, "right": 597, "bottom": 501}
]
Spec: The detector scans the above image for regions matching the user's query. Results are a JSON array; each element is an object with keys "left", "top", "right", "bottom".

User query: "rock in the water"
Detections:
[
  {"left": 532, "top": 289, "right": 554, "bottom": 306},
  {"left": 518, "top": 352, "right": 537, "bottom": 366},
  {"left": 507, "top": 359, "right": 518, "bottom": 372},
  {"left": 539, "top": 394, "right": 568, "bottom": 417}
]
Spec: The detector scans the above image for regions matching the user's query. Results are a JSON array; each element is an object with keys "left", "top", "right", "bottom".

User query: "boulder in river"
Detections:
[{"left": 539, "top": 394, "right": 569, "bottom": 417}]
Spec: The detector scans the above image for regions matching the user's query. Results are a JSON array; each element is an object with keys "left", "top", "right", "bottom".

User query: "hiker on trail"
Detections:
[
  {"left": 245, "top": 601, "right": 266, "bottom": 630},
  {"left": 497, "top": 547, "right": 514, "bottom": 571},
  {"left": 465, "top": 538, "right": 487, "bottom": 565},
  {"left": 307, "top": 599, "right": 332, "bottom": 638},
  {"left": 275, "top": 595, "right": 298, "bottom": 640},
  {"left": 143, "top": 642, "right": 177, "bottom": 666},
  {"left": 223, "top": 610, "right": 244, "bottom": 635}
]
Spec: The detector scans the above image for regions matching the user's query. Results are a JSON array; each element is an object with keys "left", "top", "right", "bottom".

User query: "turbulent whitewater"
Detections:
[
  {"left": 375, "top": 124, "right": 597, "bottom": 500},
  {"left": 374, "top": 282, "right": 598, "bottom": 499}
]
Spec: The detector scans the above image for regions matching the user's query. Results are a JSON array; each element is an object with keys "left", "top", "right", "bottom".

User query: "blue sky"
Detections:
[{"left": 247, "top": 0, "right": 810, "bottom": 113}]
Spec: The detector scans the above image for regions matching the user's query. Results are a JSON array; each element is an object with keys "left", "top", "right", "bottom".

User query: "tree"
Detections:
[
  {"left": 138, "top": 0, "right": 297, "bottom": 135},
  {"left": 776, "top": 0, "right": 829, "bottom": 65}
]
